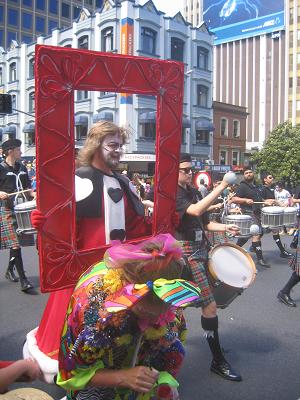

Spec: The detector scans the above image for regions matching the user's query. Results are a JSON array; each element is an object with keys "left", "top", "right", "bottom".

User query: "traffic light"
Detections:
[{"left": 0, "top": 94, "right": 12, "bottom": 114}]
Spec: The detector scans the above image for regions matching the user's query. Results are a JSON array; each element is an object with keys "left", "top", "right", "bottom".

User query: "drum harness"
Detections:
[{"left": 1, "top": 160, "right": 29, "bottom": 208}]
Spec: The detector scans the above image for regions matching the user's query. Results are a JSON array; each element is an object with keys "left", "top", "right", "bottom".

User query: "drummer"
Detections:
[
  {"left": 231, "top": 166, "right": 272, "bottom": 268},
  {"left": 174, "top": 153, "right": 242, "bottom": 382},
  {"left": 260, "top": 173, "right": 292, "bottom": 258},
  {"left": 0, "top": 139, "right": 35, "bottom": 292}
]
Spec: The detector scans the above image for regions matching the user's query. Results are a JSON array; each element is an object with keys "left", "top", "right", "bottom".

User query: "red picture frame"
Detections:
[{"left": 35, "top": 45, "right": 184, "bottom": 292}]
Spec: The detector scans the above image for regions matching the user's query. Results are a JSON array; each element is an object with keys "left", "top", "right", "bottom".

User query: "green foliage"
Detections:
[{"left": 251, "top": 121, "right": 300, "bottom": 185}]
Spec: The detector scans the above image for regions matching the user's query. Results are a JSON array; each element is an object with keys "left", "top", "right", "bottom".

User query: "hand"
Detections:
[
  {"left": 120, "top": 366, "right": 159, "bottom": 393},
  {"left": 171, "top": 211, "right": 180, "bottom": 229},
  {"left": 264, "top": 199, "right": 274, "bottom": 206},
  {"left": 226, "top": 224, "right": 240, "bottom": 235},
  {"left": 245, "top": 199, "right": 254, "bottom": 205},
  {"left": 30, "top": 209, "right": 47, "bottom": 230},
  {"left": 0, "top": 191, "right": 8, "bottom": 200},
  {"left": 17, "top": 359, "right": 41, "bottom": 382}
]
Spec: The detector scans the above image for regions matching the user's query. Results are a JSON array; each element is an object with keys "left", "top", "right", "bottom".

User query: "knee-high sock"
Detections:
[
  {"left": 273, "top": 234, "right": 286, "bottom": 253},
  {"left": 281, "top": 272, "right": 300, "bottom": 296},
  {"left": 236, "top": 237, "right": 248, "bottom": 247},
  {"left": 253, "top": 240, "right": 263, "bottom": 261},
  {"left": 11, "top": 248, "right": 26, "bottom": 280},
  {"left": 201, "top": 316, "right": 224, "bottom": 362}
]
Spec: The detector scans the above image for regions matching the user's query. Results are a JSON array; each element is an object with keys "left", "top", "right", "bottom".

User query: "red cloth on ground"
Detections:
[{"left": 0, "top": 361, "right": 14, "bottom": 369}]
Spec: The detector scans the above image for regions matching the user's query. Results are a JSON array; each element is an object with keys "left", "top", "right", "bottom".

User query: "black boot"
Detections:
[
  {"left": 273, "top": 234, "right": 293, "bottom": 258},
  {"left": 11, "top": 248, "right": 33, "bottom": 292},
  {"left": 278, "top": 272, "right": 300, "bottom": 307},
  {"left": 202, "top": 316, "right": 242, "bottom": 382},
  {"left": 253, "top": 241, "right": 270, "bottom": 268},
  {"left": 5, "top": 250, "right": 19, "bottom": 283}
]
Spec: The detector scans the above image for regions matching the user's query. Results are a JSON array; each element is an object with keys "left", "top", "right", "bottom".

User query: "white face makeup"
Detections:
[{"left": 100, "top": 133, "right": 124, "bottom": 170}]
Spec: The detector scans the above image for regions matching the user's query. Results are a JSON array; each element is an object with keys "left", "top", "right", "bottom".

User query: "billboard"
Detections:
[{"left": 203, "top": 0, "right": 285, "bottom": 45}]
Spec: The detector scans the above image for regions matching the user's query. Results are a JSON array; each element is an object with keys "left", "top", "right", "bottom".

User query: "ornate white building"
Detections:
[{"left": 0, "top": 0, "right": 214, "bottom": 170}]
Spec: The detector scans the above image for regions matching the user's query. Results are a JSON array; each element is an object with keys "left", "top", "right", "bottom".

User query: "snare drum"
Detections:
[
  {"left": 283, "top": 207, "right": 298, "bottom": 227},
  {"left": 261, "top": 206, "right": 284, "bottom": 229},
  {"left": 14, "top": 200, "right": 37, "bottom": 234},
  {"left": 223, "top": 214, "right": 252, "bottom": 237},
  {"left": 208, "top": 243, "right": 256, "bottom": 309}
]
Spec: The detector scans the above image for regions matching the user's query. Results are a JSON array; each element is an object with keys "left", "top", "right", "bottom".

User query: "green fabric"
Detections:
[{"left": 56, "top": 359, "right": 104, "bottom": 390}]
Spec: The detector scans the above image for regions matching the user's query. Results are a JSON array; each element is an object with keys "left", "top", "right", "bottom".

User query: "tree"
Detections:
[{"left": 251, "top": 121, "right": 300, "bottom": 186}]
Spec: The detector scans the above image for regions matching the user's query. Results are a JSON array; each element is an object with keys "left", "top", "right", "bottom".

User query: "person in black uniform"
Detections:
[
  {"left": 259, "top": 172, "right": 292, "bottom": 258},
  {"left": 0, "top": 139, "right": 34, "bottom": 292},
  {"left": 231, "top": 166, "right": 272, "bottom": 268},
  {"left": 175, "top": 153, "right": 242, "bottom": 382}
]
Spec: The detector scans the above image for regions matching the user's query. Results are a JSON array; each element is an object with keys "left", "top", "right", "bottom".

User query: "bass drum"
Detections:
[{"left": 208, "top": 243, "right": 256, "bottom": 309}]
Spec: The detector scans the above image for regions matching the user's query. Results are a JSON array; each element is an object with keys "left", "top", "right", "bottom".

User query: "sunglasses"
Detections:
[{"left": 179, "top": 167, "right": 193, "bottom": 174}]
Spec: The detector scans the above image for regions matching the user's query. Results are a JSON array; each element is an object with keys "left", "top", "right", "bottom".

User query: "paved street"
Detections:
[{"left": 0, "top": 234, "right": 300, "bottom": 400}]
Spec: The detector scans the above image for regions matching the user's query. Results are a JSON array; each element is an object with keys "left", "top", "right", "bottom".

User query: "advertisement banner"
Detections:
[
  {"left": 120, "top": 17, "right": 134, "bottom": 104},
  {"left": 203, "top": 0, "right": 285, "bottom": 45}
]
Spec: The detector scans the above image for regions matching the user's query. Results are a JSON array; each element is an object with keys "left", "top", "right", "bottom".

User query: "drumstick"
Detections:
[
  {"left": 7, "top": 189, "right": 32, "bottom": 197},
  {"left": 252, "top": 202, "right": 266, "bottom": 204}
]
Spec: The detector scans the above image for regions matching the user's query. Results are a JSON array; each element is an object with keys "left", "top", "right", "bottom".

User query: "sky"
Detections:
[{"left": 139, "top": 0, "right": 184, "bottom": 16}]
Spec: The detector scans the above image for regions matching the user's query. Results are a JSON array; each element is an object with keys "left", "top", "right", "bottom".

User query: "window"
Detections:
[
  {"left": 171, "top": 37, "right": 184, "bottom": 62},
  {"left": 75, "top": 125, "right": 87, "bottom": 141},
  {"left": 101, "top": 27, "right": 113, "bottom": 52},
  {"left": 220, "top": 150, "right": 227, "bottom": 165},
  {"left": 96, "top": 0, "right": 103, "bottom": 7},
  {"left": 22, "top": 12, "right": 32, "bottom": 29},
  {"left": 49, "top": 0, "right": 58, "bottom": 14},
  {"left": 290, "top": 7, "right": 294, "bottom": 24},
  {"left": 29, "top": 58, "right": 34, "bottom": 79},
  {"left": 233, "top": 120, "right": 240, "bottom": 137},
  {"left": 0, "top": 68, "right": 2, "bottom": 85},
  {"left": 77, "top": 91, "right": 89, "bottom": 101},
  {"left": 289, "top": 77, "right": 293, "bottom": 88},
  {"left": 36, "top": 16, "right": 45, "bottom": 33},
  {"left": 8, "top": 9, "right": 18, "bottom": 25},
  {"left": 141, "top": 123, "right": 156, "bottom": 140},
  {"left": 73, "top": 6, "right": 80, "bottom": 20},
  {"left": 62, "top": 3, "right": 70, "bottom": 18},
  {"left": 29, "top": 92, "right": 35, "bottom": 112},
  {"left": 197, "top": 85, "right": 209, "bottom": 107},
  {"left": 9, "top": 62, "right": 17, "bottom": 82},
  {"left": 36, "top": 0, "right": 45, "bottom": 10},
  {"left": 141, "top": 27, "right": 156, "bottom": 55},
  {"left": 197, "top": 47, "right": 209, "bottom": 70},
  {"left": 296, "top": 100, "right": 300, "bottom": 110},
  {"left": 0, "top": 30, "right": 3, "bottom": 47},
  {"left": 196, "top": 130, "right": 209, "bottom": 145},
  {"left": 0, "top": 6, "right": 3, "bottom": 23},
  {"left": 25, "top": 131, "right": 35, "bottom": 146},
  {"left": 232, "top": 151, "right": 240, "bottom": 166},
  {"left": 78, "top": 35, "right": 88, "bottom": 49},
  {"left": 7, "top": 32, "right": 17, "bottom": 47},
  {"left": 48, "top": 20, "right": 58, "bottom": 33},
  {"left": 22, "top": 35, "right": 32, "bottom": 44},
  {"left": 22, "top": 0, "right": 32, "bottom": 6},
  {"left": 11, "top": 94, "right": 17, "bottom": 111},
  {"left": 220, "top": 118, "right": 228, "bottom": 136}
]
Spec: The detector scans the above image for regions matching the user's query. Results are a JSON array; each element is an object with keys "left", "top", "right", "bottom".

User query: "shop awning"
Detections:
[
  {"left": 139, "top": 111, "right": 190, "bottom": 128},
  {"left": 93, "top": 111, "right": 114, "bottom": 123},
  {"left": 75, "top": 115, "right": 89, "bottom": 126},
  {"left": 3, "top": 125, "right": 16, "bottom": 134},
  {"left": 195, "top": 119, "right": 215, "bottom": 131},
  {"left": 22, "top": 123, "right": 35, "bottom": 133},
  {"left": 139, "top": 111, "right": 156, "bottom": 123}
]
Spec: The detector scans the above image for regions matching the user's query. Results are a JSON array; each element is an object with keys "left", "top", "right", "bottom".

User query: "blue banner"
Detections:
[{"left": 203, "top": 0, "right": 285, "bottom": 44}]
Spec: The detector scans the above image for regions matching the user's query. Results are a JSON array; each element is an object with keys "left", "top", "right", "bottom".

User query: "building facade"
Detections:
[
  {"left": 212, "top": 101, "right": 247, "bottom": 167},
  {"left": 184, "top": 0, "right": 287, "bottom": 152},
  {"left": 0, "top": 0, "right": 215, "bottom": 168},
  {"left": 0, "top": 0, "right": 103, "bottom": 50}
]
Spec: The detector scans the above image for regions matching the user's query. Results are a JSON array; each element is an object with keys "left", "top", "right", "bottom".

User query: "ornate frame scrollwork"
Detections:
[{"left": 35, "top": 45, "right": 184, "bottom": 292}]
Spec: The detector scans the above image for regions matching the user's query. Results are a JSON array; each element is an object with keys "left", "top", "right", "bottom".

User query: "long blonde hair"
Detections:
[{"left": 78, "top": 121, "right": 129, "bottom": 166}]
